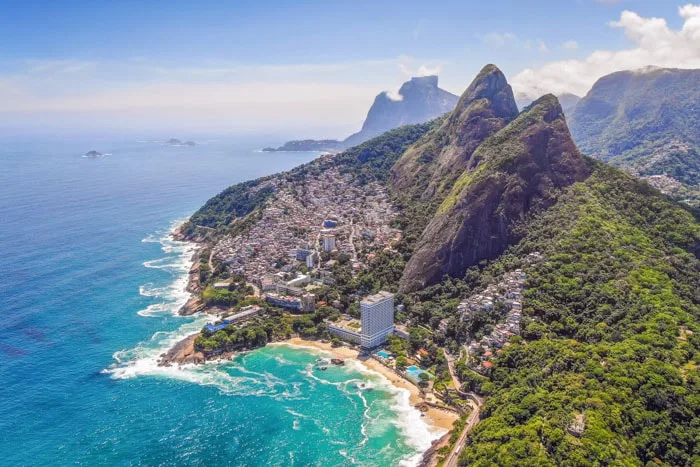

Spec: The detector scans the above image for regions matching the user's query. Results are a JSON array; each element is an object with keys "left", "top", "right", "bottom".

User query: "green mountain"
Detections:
[
  {"left": 400, "top": 94, "right": 590, "bottom": 292},
  {"left": 568, "top": 67, "right": 700, "bottom": 202},
  {"left": 179, "top": 64, "right": 699, "bottom": 466}
]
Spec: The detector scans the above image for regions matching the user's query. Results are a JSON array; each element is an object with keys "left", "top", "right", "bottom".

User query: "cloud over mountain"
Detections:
[{"left": 511, "top": 4, "right": 700, "bottom": 99}]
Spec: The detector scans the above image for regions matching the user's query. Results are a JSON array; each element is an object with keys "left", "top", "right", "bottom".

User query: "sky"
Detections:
[{"left": 1, "top": 0, "right": 699, "bottom": 137}]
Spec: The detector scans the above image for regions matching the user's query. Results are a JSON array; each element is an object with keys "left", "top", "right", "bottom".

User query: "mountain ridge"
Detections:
[
  {"left": 263, "top": 75, "right": 458, "bottom": 153},
  {"left": 399, "top": 93, "right": 590, "bottom": 292}
]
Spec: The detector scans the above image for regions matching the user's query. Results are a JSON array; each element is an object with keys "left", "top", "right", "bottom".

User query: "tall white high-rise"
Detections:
[
  {"left": 360, "top": 291, "right": 395, "bottom": 349},
  {"left": 323, "top": 235, "right": 336, "bottom": 252}
]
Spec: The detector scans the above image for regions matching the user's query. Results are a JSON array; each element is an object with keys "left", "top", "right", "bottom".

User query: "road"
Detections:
[
  {"left": 443, "top": 349, "right": 484, "bottom": 467},
  {"left": 444, "top": 400, "right": 481, "bottom": 467}
]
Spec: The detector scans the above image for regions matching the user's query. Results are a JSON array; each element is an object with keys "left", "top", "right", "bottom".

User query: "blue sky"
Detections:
[{"left": 0, "top": 1, "right": 698, "bottom": 135}]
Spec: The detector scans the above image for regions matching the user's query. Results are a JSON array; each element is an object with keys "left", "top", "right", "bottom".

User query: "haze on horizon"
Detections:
[{"left": 1, "top": 0, "right": 699, "bottom": 137}]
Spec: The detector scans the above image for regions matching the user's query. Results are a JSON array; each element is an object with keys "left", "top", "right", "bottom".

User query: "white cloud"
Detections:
[
  {"left": 511, "top": 4, "right": 700, "bottom": 99},
  {"left": 562, "top": 40, "right": 579, "bottom": 50},
  {"left": 384, "top": 90, "right": 404, "bottom": 101},
  {"left": 398, "top": 60, "right": 442, "bottom": 78}
]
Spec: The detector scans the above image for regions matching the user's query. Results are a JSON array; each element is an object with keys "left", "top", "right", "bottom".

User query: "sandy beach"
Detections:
[{"left": 279, "top": 337, "right": 459, "bottom": 432}]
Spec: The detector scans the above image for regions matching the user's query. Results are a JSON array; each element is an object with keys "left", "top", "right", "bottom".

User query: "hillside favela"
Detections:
[{"left": 1, "top": 2, "right": 699, "bottom": 466}]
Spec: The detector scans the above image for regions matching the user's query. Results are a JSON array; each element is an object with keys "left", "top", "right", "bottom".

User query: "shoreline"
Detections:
[{"left": 277, "top": 337, "right": 459, "bottom": 433}]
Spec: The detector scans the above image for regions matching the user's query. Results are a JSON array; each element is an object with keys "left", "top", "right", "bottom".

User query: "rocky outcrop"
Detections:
[
  {"left": 158, "top": 334, "right": 205, "bottom": 366},
  {"left": 391, "top": 64, "right": 519, "bottom": 202},
  {"left": 344, "top": 75, "right": 459, "bottom": 148},
  {"left": 268, "top": 75, "right": 458, "bottom": 153},
  {"left": 400, "top": 94, "right": 590, "bottom": 292}
]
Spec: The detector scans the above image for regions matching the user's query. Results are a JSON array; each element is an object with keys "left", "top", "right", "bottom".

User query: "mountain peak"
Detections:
[
  {"left": 404, "top": 75, "right": 439, "bottom": 88},
  {"left": 346, "top": 75, "right": 458, "bottom": 144},
  {"left": 399, "top": 92, "right": 589, "bottom": 292},
  {"left": 391, "top": 64, "right": 519, "bottom": 201},
  {"left": 451, "top": 64, "right": 516, "bottom": 118}
]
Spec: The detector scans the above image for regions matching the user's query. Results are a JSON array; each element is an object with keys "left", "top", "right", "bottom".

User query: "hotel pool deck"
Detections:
[
  {"left": 376, "top": 350, "right": 391, "bottom": 358},
  {"left": 405, "top": 365, "right": 430, "bottom": 379}
]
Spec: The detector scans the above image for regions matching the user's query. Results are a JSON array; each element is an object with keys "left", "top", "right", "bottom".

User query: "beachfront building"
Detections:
[
  {"left": 326, "top": 291, "right": 395, "bottom": 349},
  {"left": 326, "top": 321, "right": 361, "bottom": 344},
  {"left": 360, "top": 291, "right": 395, "bottom": 349}
]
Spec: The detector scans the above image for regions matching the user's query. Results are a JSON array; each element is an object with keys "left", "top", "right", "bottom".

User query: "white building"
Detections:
[
  {"left": 326, "top": 323, "right": 361, "bottom": 344},
  {"left": 360, "top": 291, "right": 395, "bottom": 349},
  {"left": 306, "top": 251, "right": 318, "bottom": 269},
  {"left": 323, "top": 235, "right": 336, "bottom": 252}
]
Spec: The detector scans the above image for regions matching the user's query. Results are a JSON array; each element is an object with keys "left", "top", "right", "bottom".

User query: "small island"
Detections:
[
  {"left": 166, "top": 138, "right": 196, "bottom": 147},
  {"left": 263, "top": 139, "right": 342, "bottom": 153},
  {"left": 84, "top": 150, "right": 104, "bottom": 158}
]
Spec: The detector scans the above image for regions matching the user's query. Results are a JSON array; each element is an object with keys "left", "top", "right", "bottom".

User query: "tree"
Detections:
[{"left": 396, "top": 356, "right": 408, "bottom": 370}]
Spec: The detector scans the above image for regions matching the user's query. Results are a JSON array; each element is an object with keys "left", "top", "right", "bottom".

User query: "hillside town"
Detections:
[
  {"left": 442, "top": 252, "right": 543, "bottom": 374},
  {"left": 212, "top": 166, "right": 401, "bottom": 286}
]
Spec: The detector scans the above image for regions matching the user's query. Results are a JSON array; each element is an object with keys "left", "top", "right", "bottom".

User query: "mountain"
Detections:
[
  {"left": 515, "top": 92, "right": 580, "bottom": 115},
  {"left": 178, "top": 64, "right": 699, "bottom": 466},
  {"left": 391, "top": 64, "right": 519, "bottom": 203},
  {"left": 399, "top": 94, "right": 589, "bottom": 292},
  {"left": 265, "top": 76, "right": 458, "bottom": 153},
  {"left": 568, "top": 67, "right": 699, "bottom": 162},
  {"left": 343, "top": 75, "right": 459, "bottom": 147},
  {"left": 557, "top": 92, "right": 581, "bottom": 115}
]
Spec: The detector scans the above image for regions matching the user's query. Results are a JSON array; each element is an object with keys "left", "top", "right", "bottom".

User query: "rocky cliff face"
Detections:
[
  {"left": 391, "top": 64, "right": 519, "bottom": 202},
  {"left": 399, "top": 94, "right": 590, "bottom": 292},
  {"left": 343, "top": 75, "right": 458, "bottom": 148}
]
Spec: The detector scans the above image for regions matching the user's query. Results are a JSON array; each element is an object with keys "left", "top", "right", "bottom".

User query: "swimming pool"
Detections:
[
  {"left": 405, "top": 365, "right": 429, "bottom": 379},
  {"left": 376, "top": 350, "right": 391, "bottom": 358}
]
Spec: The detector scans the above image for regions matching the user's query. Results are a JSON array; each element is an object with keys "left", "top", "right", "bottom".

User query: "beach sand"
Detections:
[{"left": 281, "top": 337, "right": 459, "bottom": 432}]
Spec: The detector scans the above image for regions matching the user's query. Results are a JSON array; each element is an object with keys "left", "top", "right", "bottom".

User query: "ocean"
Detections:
[{"left": 0, "top": 136, "right": 441, "bottom": 466}]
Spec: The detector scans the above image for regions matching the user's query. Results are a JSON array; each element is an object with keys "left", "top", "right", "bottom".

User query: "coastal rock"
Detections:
[
  {"left": 158, "top": 334, "right": 205, "bottom": 366},
  {"left": 263, "top": 139, "right": 342, "bottom": 153},
  {"left": 84, "top": 150, "right": 104, "bottom": 158},
  {"left": 178, "top": 296, "right": 204, "bottom": 316}
]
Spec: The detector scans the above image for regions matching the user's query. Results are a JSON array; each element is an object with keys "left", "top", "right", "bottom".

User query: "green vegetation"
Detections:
[
  {"left": 458, "top": 161, "right": 699, "bottom": 466},
  {"left": 194, "top": 306, "right": 335, "bottom": 355},
  {"left": 181, "top": 178, "right": 275, "bottom": 237},
  {"left": 333, "top": 119, "right": 439, "bottom": 184}
]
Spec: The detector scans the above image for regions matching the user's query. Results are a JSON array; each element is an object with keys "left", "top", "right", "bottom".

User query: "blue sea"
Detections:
[{"left": 0, "top": 136, "right": 441, "bottom": 466}]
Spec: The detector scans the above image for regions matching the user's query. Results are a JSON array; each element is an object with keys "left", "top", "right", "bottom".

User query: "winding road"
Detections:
[{"left": 443, "top": 349, "right": 484, "bottom": 467}]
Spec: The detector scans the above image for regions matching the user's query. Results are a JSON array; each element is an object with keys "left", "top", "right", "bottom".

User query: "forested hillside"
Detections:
[{"left": 458, "top": 161, "right": 700, "bottom": 465}]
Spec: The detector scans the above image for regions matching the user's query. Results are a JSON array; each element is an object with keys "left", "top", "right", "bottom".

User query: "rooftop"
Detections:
[{"left": 361, "top": 290, "right": 395, "bottom": 305}]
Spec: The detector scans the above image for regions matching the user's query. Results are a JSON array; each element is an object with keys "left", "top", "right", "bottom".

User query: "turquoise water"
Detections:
[
  {"left": 376, "top": 351, "right": 391, "bottom": 358},
  {"left": 0, "top": 136, "right": 441, "bottom": 465},
  {"left": 405, "top": 366, "right": 429, "bottom": 379}
]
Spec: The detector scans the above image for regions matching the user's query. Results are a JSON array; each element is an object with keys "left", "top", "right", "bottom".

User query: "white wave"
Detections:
[{"left": 341, "top": 359, "right": 446, "bottom": 467}]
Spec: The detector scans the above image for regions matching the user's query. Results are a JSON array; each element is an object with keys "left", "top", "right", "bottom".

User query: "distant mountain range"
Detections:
[
  {"left": 263, "top": 75, "right": 458, "bottom": 152},
  {"left": 567, "top": 67, "right": 700, "bottom": 203}
]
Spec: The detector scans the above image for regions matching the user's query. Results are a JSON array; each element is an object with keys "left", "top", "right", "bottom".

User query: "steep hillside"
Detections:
[
  {"left": 558, "top": 92, "right": 580, "bottom": 115},
  {"left": 568, "top": 67, "right": 700, "bottom": 170},
  {"left": 265, "top": 75, "right": 458, "bottom": 153},
  {"left": 391, "top": 64, "right": 519, "bottom": 203},
  {"left": 456, "top": 162, "right": 700, "bottom": 466},
  {"left": 400, "top": 94, "right": 589, "bottom": 292},
  {"left": 179, "top": 119, "right": 439, "bottom": 240}
]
